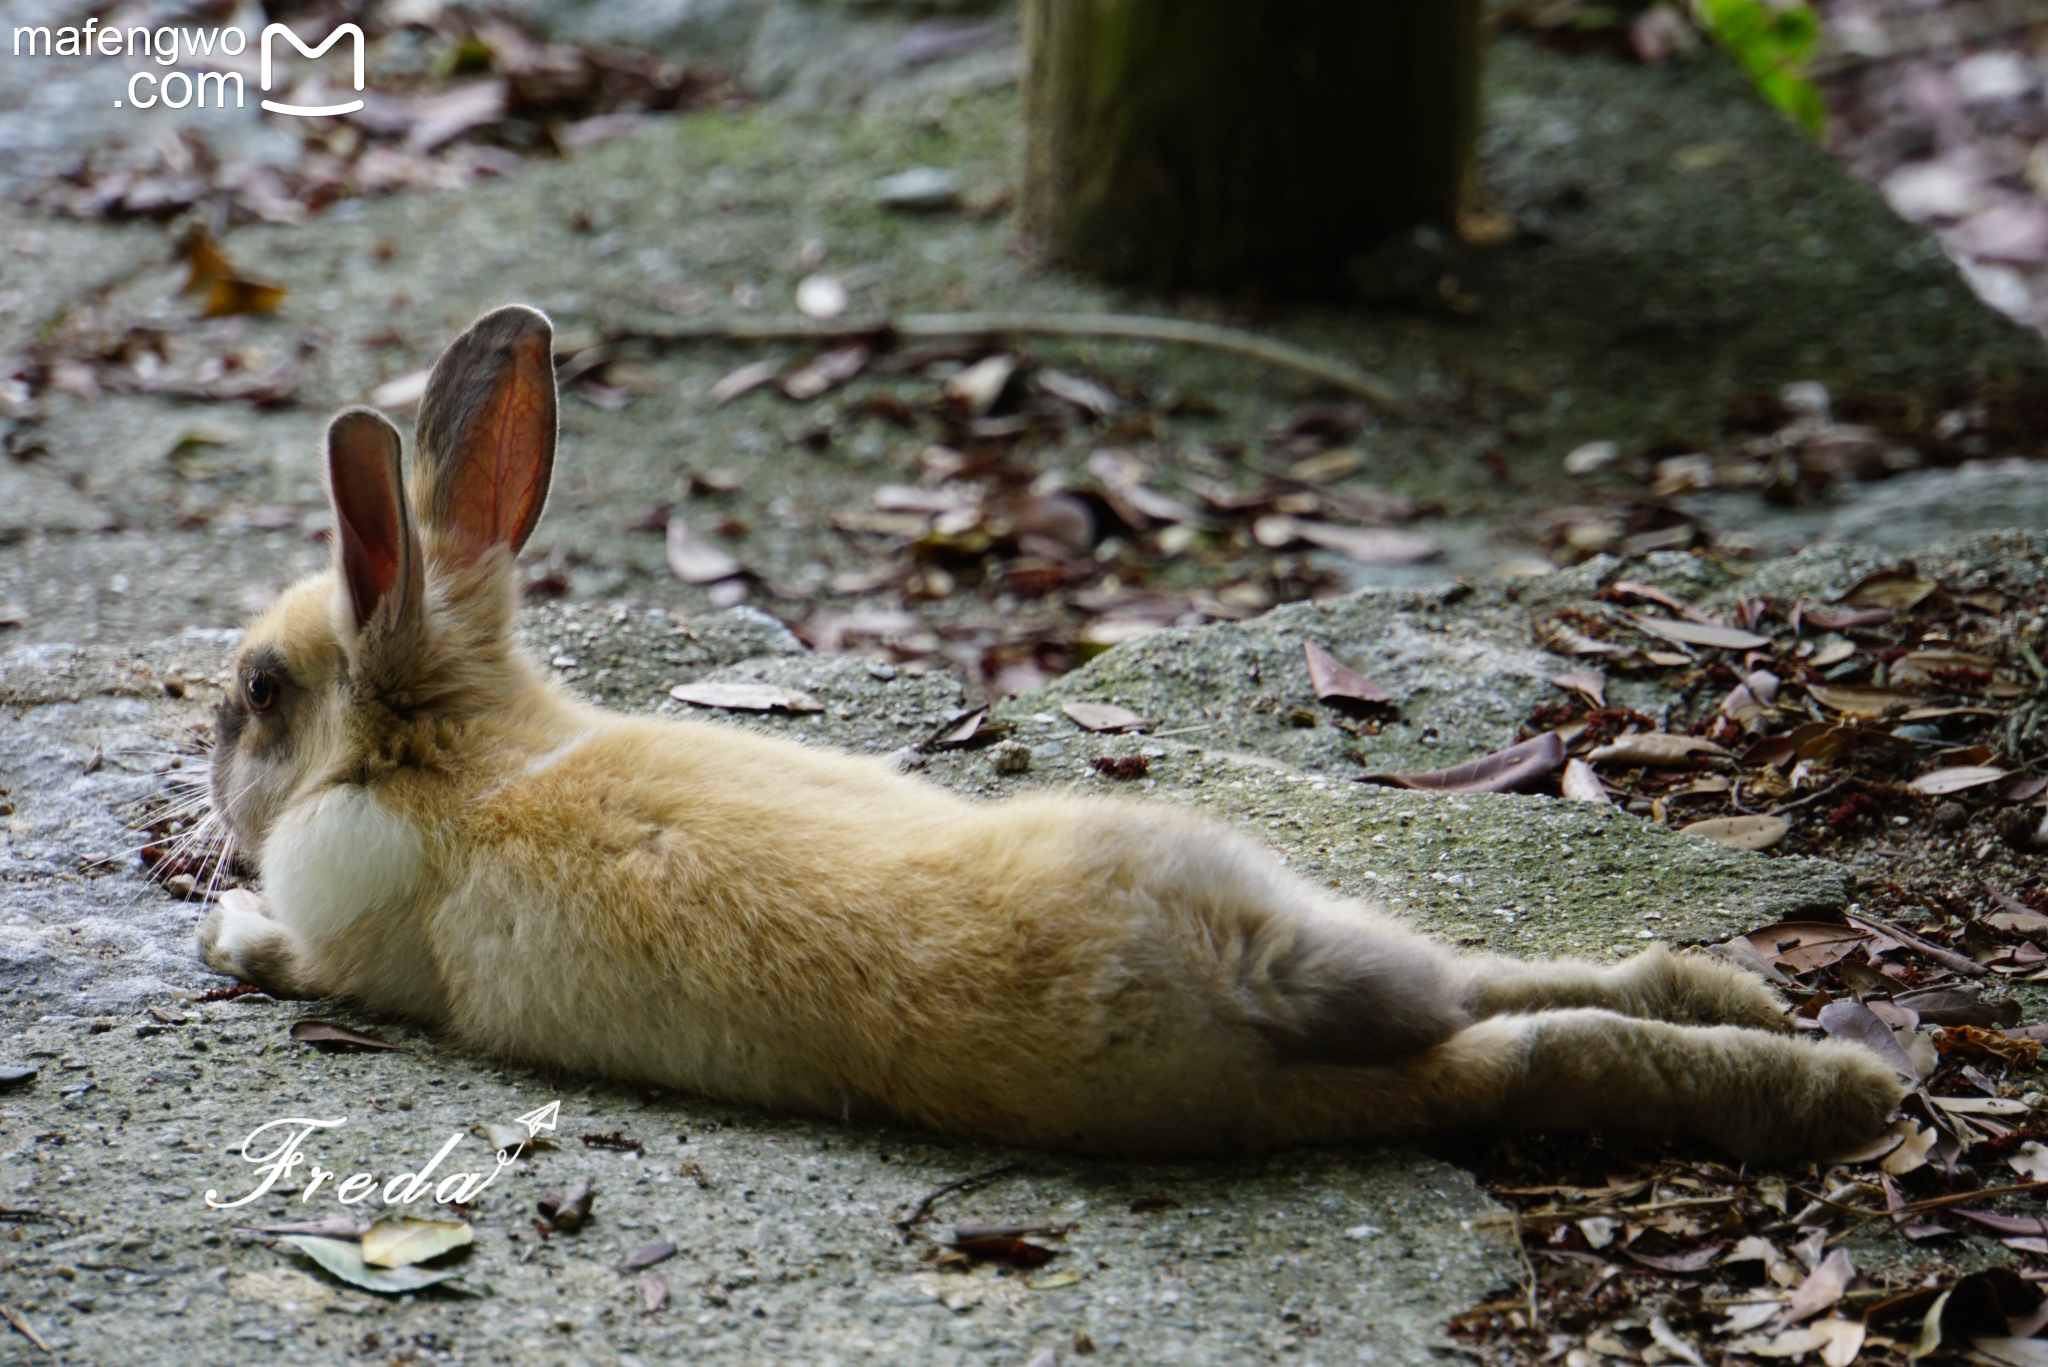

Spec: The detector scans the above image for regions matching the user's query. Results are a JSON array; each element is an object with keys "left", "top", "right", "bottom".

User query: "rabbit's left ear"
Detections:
[
  {"left": 410, "top": 304, "right": 557, "bottom": 569},
  {"left": 327, "top": 407, "right": 421, "bottom": 635}
]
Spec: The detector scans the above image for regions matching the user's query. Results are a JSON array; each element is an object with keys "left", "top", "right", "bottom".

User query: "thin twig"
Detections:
[
  {"left": 1846, "top": 912, "right": 1990, "bottom": 979},
  {"left": 0, "top": 1208, "right": 73, "bottom": 1225},
  {"left": 597, "top": 310, "right": 1403, "bottom": 408},
  {"left": 1769, "top": 777, "right": 1856, "bottom": 816},
  {"left": 893, "top": 1162, "right": 1022, "bottom": 1236},
  {"left": 1480, "top": 1194, "right": 1741, "bottom": 1226},
  {"left": 1510, "top": 1208, "right": 1544, "bottom": 1333}
]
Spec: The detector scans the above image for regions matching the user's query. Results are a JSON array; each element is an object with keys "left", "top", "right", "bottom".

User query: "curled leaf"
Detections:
[
  {"left": 1357, "top": 732, "right": 1564, "bottom": 795},
  {"left": 1585, "top": 733, "right": 1730, "bottom": 766},
  {"left": 1061, "top": 701, "right": 1155, "bottom": 733},
  {"left": 1303, "top": 640, "right": 1393, "bottom": 708},
  {"left": 1630, "top": 615, "right": 1771, "bottom": 650}
]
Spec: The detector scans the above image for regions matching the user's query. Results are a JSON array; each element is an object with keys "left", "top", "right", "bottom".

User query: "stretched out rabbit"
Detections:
[{"left": 199, "top": 305, "right": 1904, "bottom": 1161}]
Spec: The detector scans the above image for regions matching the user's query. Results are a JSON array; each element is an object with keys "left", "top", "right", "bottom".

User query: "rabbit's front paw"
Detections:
[{"left": 198, "top": 889, "right": 274, "bottom": 982}]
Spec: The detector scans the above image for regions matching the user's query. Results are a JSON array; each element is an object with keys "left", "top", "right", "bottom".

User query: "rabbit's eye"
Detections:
[{"left": 246, "top": 671, "right": 279, "bottom": 714}]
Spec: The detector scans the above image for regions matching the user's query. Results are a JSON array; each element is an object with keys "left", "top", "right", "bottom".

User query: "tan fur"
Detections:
[{"left": 198, "top": 306, "right": 1906, "bottom": 1163}]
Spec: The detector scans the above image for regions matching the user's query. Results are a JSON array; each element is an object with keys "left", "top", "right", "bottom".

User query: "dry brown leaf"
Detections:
[
  {"left": 1549, "top": 670, "right": 1607, "bottom": 707},
  {"left": 1630, "top": 615, "right": 1770, "bottom": 650},
  {"left": 1584, "top": 733, "right": 1730, "bottom": 765},
  {"left": 665, "top": 518, "right": 743, "bottom": 584},
  {"left": 1303, "top": 641, "right": 1393, "bottom": 708},
  {"left": 1907, "top": 765, "right": 2010, "bottom": 795},
  {"left": 1840, "top": 569, "right": 1936, "bottom": 611},
  {"left": 1061, "top": 701, "right": 1155, "bottom": 733},
  {"left": 944, "top": 354, "right": 1016, "bottom": 416},
  {"left": 1678, "top": 814, "right": 1789, "bottom": 851},
  {"left": 1879, "top": 1121, "right": 1938, "bottom": 1175},
  {"left": 1357, "top": 732, "right": 1565, "bottom": 795},
  {"left": 1561, "top": 758, "right": 1611, "bottom": 804},
  {"left": 289, "top": 1020, "right": 405, "bottom": 1051},
  {"left": 1258, "top": 516, "right": 1439, "bottom": 565},
  {"left": 623, "top": 1240, "right": 677, "bottom": 1270},
  {"left": 1743, "top": 922, "right": 1871, "bottom": 974},
  {"left": 1816, "top": 1000, "right": 1919, "bottom": 1079},
  {"left": 204, "top": 277, "right": 287, "bottom": 319},
  {"left": 781, "top": 343, "right": 869, "bottom": 401},
  {"left": 1807, "top": 684, "right": 1919, "bottom": 718},
  {"left": 709, "top": 359, "right": 782, "bottom": 407}
]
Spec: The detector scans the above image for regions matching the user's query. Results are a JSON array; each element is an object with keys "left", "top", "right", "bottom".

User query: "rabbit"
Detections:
[{"left": 198, "top": 304, "right": 1906, "bottom": 1163}]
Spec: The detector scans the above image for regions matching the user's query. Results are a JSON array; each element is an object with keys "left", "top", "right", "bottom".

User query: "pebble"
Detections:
[
  {"left": 0, "top": 1064, "right": 38, "bottom": 1089},
  {"left": 987, "top": 740, "right": 1032, "bottom": 776},
  {"left": 874, "top": 167, "right": 961, "bottom": 211},
  {"left": 1933, "top": 801, "right": 1971, "bottom": 832}
]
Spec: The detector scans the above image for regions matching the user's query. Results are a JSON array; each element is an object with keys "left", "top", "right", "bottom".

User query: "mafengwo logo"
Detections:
[{"left": 8, "top": 19, "right": 365, "bottom": 118}]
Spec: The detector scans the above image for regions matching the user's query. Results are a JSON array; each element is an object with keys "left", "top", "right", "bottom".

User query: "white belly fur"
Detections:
[{"left": 263, "top": 785, "right": 424, "bottom": 941}]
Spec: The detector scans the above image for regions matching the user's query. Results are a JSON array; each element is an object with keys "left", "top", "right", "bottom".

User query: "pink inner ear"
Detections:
[
  {"left": 440, "top": 327, "right": 555, "bottom": 562},
  {"left": 329, "top": 412, "right": 408, "bottom": 626}
]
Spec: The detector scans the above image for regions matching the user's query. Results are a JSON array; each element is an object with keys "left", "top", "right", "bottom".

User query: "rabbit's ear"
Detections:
[
  {"left": 327, "top": 408, "right": 421, "bottom": 632},
  {"left": 411, "top": 304, "right": 556, "bottom": 568}
]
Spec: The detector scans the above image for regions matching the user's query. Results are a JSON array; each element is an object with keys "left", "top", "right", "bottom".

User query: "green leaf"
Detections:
[
  {"left": 279, "top": 1236, "right": 481, "bottom": 1295},
  {"left": 1692, "top": 0, "right": 1825, "bottom": 136}
]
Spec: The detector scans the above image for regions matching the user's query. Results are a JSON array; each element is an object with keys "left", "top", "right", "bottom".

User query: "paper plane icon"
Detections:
[{"left": 514, "top": 1101, "right": 561, "bottom": 1138}]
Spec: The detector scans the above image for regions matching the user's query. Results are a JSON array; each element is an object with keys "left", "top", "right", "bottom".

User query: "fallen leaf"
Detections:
[
  {"left": 623, "top": 1240, "right": 676, "bottom": 1270},
  {"left": 1289, "top": 519, "right": 1440, "bottom": 566},
  {"left": 279, "top": 1236, "right": 474, "bottom": 1295},
  {"left": 1037, "top": 369, "right": 1119, "bottom": 417},
  {"left": 1840, "top": 569, "right": 1936, "bottom": 611},
  {"left": 1970, "top": 1338, "right": 2048, "bottom": 1367},
  {"left": 1649, "top": 1315, "right": 1709, "bottom": 1367},
  {"left": 943, "top": 354, "right": 1016, "bottom": 416},
  {"left": 668, "top": 682, "right": 823, "bottom": 713},
  {"left": 1303, "top": 641, "right": 1393, "bottom": 708},
  {"left": 1561, "top": 758, "right": 1611, "bottom": 805},
  {"left": 1907, "top": 765, "right": 2011, "bottom": 795},
  {"left": 709, "top": 359, "right": 782, "bottom": 406},
  {"left": 1894, "top": 984, "right": 2021, "bottom": 1028},
  {"left": 1743, "top": 922, "right": 1872, "bottom": 974},
  {"left": 665, "top": 518, "right": 743, "bottom": 584},
  {"left": 204, "top": 277, "right": 287, "bottom": 319},
  {"left": 1357, "top": 732, "right": 1565, "bottom": 795},
  {"left": 1807, "top": 684, "right": 1919, "bottom": 718},
  {"left": 1061, "top": 701, "right": 1155, "bottom": 733},
  {"left": 1584, "top": 733, "right": 1730, "bottom": 765},
  {"left": 639, "top": 1272, "right": 668, "bottom": 1312},
  {"left": 1955, "top": 1208, "right": 2048, "bottom": 1238},
  {"left": 289, "top": 1020, "right": 405, "bottom": 1052},
  {"left": 1880, "top": 1120, "right": 1938, "bottom": 1175},
  {"left": 1817, "top": 1000, "right": 1920, "bottom": 1079},
  {"left": 1630, "top": 615, "right": 1770, "bottom": 650},
  {"left": 1549, "top": 670, "right": 1607, "bottom": 707},
  {"left": 781, "top": 343, "right": 869, "bottom": 401},
  {"left": 1778, "top": 1249, "right": 1855, "bottom": 1328},
  {"left": 537, "top": 1176, "right": 594, "bottom": 1232},
  {"left": 1803, "top": 605, "right": 1893, "bottom": 631},
  {"left": 2009, "top": 1143, "right": 2048, "bottom": 1182},
  {"left": 372, "top": 369, "right": 432, "bottom": 411},
  {"left": 1626, "top": 1242, "right": 1730, "bottom": 1272},
  {"left": 362, "top": 1218, "right": 473, "bottom": 1269},
  {"left": 1678, "top": 814, "right": 1789, "bottom": 851}
]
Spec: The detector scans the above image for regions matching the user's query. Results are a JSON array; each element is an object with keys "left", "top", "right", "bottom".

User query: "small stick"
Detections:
[
  {"left": 1846, "top": 912, "right": 1990, "bottom": 979},
  {"left": 0, "top": 1304, "right": 51, "bottom": 1353},
  {"left": 598, "top": 310, "right": 1402, "bottom": 408},
  {"left": 894, "top": 1162, "right": 1021, "bottom": 1234},
  {"left": 1482, "top": 1194, "right": 1742, "bottom": 1226},
  {"left": 1769, "top": 777, "right": 1856, "bottom": 815},
  {"left": 1509, "top": 1208, "right": 1544, "bottom": 1333}
]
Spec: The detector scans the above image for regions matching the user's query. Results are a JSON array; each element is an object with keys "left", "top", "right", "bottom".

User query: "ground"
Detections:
[{"left": 0, "top": 3, "right": 2046, "bottom": 1365}]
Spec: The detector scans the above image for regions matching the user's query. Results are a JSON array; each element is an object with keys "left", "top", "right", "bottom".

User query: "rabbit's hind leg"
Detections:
[
  {"left": 1280, "top": 1008, "right": 1903, "bottom": 1163},
  {"left": 1459, "top": 945, "right": 1791, "bottom": 1033},
  {"left": 198, "top": 889, "right": 325, "bottom": 1000}
]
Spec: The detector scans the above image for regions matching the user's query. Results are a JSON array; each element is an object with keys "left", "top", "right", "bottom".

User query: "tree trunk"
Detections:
[{"left": 1022, "top": 0, "right": 1484, "bottom": 298}]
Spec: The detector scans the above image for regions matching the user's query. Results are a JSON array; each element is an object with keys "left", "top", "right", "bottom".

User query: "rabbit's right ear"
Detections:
[
  {"left": 410, "top": 304, "right": 557, "bottom": 571},
  {"left": 327, "top": 407, "right": 421, "bottom": 635}
]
